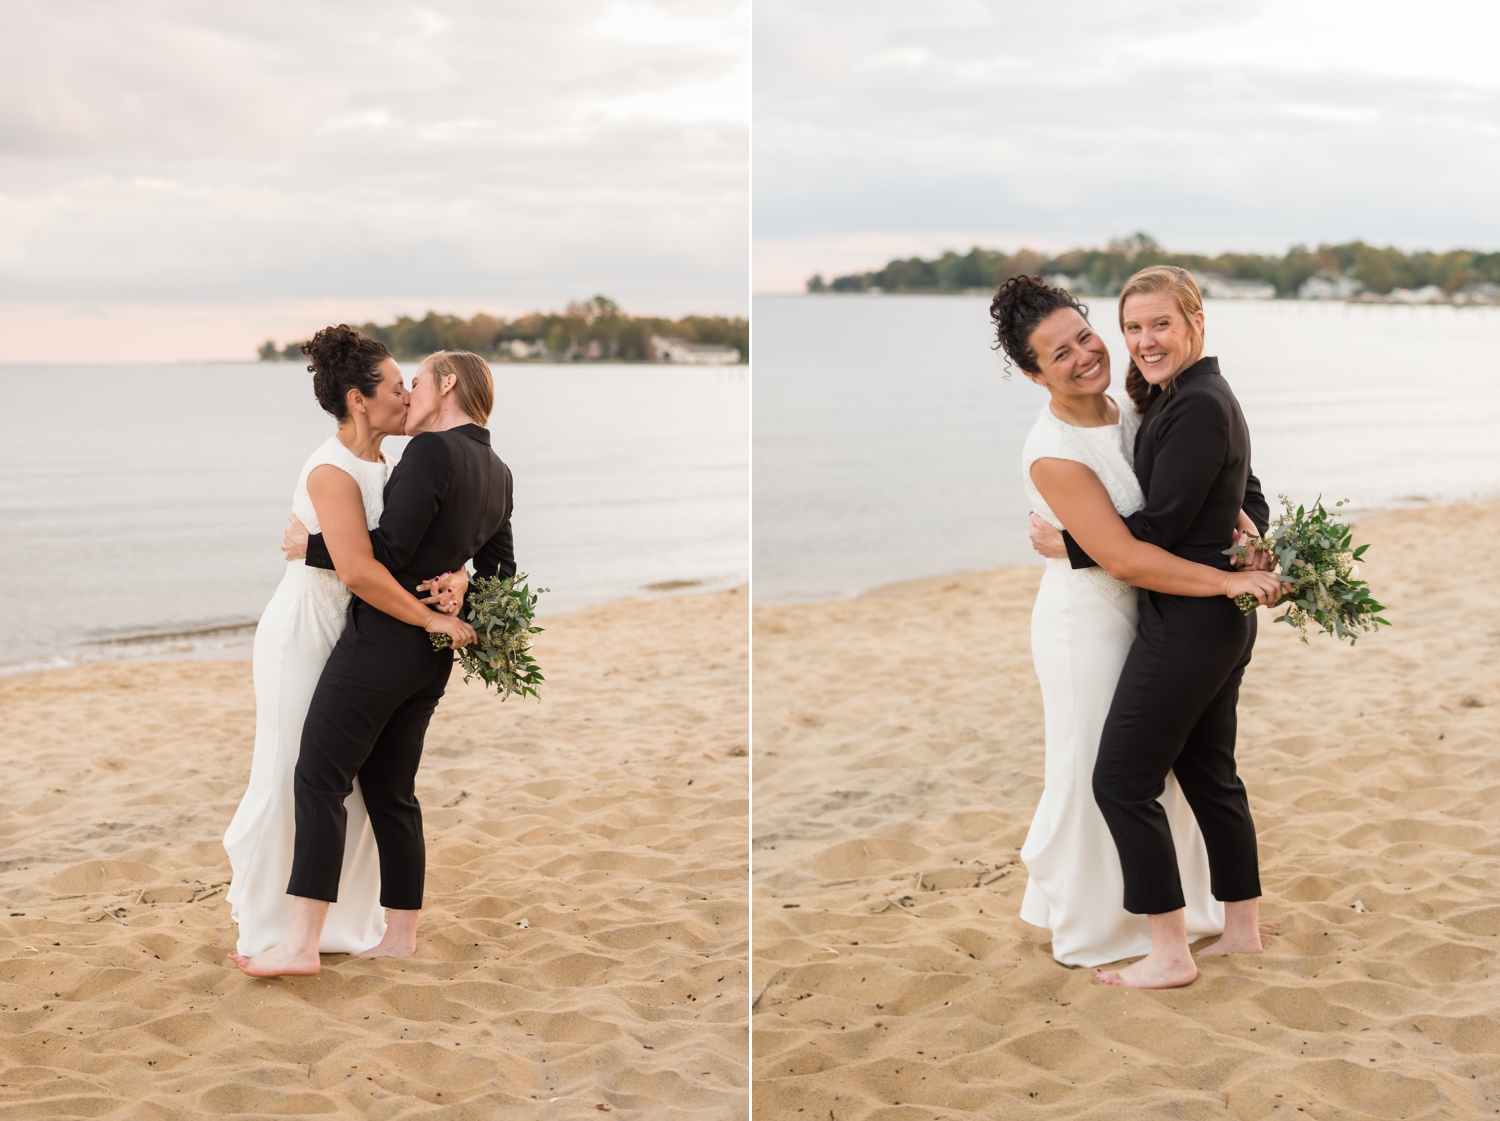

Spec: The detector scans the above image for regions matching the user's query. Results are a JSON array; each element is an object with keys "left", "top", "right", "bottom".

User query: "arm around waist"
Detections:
[
  {"left": 306, "top": 465, "right": 452, "bottom": 628},
  {"left": 1030, "top": 458, "right": 1238, "bottom": 598}
]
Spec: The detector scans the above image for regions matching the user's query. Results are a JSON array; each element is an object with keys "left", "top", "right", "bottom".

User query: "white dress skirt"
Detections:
[
  {"left": 222, "top": 436, "right": 393, "bottom": 956},
  {"left": 1018, "top": 401, "right": 1224, "bottom": 967}
]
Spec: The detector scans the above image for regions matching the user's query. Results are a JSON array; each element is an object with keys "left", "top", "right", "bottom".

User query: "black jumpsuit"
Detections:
[
  {"left": 1063, "top": 356, "right": 1269, "bottom": 916},
  {"left": 294, "top": 424, "right": 514, "bottom": 910}
]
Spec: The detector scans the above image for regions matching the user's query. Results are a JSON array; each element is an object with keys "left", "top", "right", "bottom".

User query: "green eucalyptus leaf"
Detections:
[{"left": 445, "top": 571, "right": 548, "bottom": 701}]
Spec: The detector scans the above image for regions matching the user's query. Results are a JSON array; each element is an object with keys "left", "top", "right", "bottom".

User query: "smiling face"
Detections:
[
  {"left": 349, "top": 357, "right": 408, "bottom": 436},
  {"left": 1121, "top": 292, "right": 1205, "bottom": 385},
  {"left": 1025, "top": 307, "right": 1111, "bottom": 399}
]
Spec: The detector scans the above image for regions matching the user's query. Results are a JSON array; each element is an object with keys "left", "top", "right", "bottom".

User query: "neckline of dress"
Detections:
[
  {"left": 329, "top": 433, "right": 388, "bottom": 467},
  {"left": 1045, "top": 403, "right": 1120, "bottom": 432}
]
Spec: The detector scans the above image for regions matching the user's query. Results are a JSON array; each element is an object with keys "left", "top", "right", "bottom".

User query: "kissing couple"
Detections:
[
  {"left": 994, "top": 267, "right": 1287, "bottom": 989},
  {"left": 222, "top": 325, "right": 515, "bottom": 977}
]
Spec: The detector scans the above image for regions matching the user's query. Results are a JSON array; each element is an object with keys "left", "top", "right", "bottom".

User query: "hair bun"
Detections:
[
  {"left": 302, "top": 325, "right": 393, "bottom": 420},
  {"left": 304, "top": 324, "right": 360, "bottom": 372}
]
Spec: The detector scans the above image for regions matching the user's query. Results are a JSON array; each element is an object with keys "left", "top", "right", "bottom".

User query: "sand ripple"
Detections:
[
  {"left": 754, "top": 502, "right": 1500, "bottom": 1118},
  {"left": 0, "top": 589, "right": 747, "bottom": 1119}
]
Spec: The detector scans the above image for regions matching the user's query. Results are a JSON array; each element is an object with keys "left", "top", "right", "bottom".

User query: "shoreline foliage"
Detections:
[
  {"left": 258, "top": 295, "right": 747, "bottom": 364},
  {"left": 807, "top": 232, "right": 1500, "bottom": 300}
]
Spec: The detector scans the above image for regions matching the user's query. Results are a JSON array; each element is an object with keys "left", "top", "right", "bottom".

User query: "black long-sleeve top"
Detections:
[
  {"left": 1062, "top": 357, "right": 1268, "bottom": 572},
  {"left": 305, "top": 423, "right": 515, "bottom": 613}
]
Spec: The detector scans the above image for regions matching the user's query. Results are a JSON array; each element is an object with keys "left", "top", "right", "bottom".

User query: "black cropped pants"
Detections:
[
  {"left": 1093, "top": 590, "right": 1261, "bottom": 916},
  {"left": 288, "top": 600, "right": 453, "bottom": 911}
]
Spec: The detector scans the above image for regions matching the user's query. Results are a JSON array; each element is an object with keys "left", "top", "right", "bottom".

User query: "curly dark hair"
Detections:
[
  {"left": 989, "top": 275, "right": 1089, "bottom": 376},
  {"left": 302, "top": 324, "right": 393, "bottom": 420}
]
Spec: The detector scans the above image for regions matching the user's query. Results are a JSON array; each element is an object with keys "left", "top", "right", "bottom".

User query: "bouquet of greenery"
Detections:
[
  {"left": 1225, "top": 496, "right": 1388, "bottom": 644},
  {"left": 429, "top": 572, "right": 547, "bottom": 699}
]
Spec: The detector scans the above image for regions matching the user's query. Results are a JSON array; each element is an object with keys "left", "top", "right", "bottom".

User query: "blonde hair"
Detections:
[
  {"left": 1118, "top": 265, "right": 1205, "bottom": 414},
  {"left": 424, "top": 350, "right": 494, "bottom": 424}
]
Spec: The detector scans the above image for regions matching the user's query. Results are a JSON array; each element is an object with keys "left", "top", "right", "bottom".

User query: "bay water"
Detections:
[
  {"left": 0, "top": 362, "right": 747, "bottom": 672},
  {"left": 753, "top": 294, "right": 1500, "bottom": 603}
]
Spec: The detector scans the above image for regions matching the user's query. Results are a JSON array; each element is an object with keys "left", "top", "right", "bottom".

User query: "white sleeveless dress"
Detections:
[
  {"left": 223, "top": 436, "right": 394, "bottom": 956},
  {"left": 1018, "top": 400, "right": 1224, "bottom": 967}
]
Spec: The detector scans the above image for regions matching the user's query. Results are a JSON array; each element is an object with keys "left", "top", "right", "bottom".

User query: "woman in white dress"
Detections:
[
  {"left": 988, "top": 277, "right": 1282, "bottom": 972},
  {"left": 223, "top": 326, "right": 473, "bottom": 959}
]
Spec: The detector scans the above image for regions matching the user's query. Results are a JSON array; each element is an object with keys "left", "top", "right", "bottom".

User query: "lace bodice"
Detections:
[
  {"left": 1021, "top": 399, "right": 1143, "bottom": 598},
  {"left": 281, "top": 436, "right": 398, "bottom": 620},
  {"left": 291, "top": 435, "right": 395, "bottom": 533}
]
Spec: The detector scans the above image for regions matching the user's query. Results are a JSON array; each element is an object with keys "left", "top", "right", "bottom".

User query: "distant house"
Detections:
[
  {"left": 1454, "top": 283, "right": 1500, "bottom": 305},
  {"left": 1196, "top": 274, "right": 1277, "bottom": 300},
  {"left": 647, "top": 335, "right": 742, "bottom": 365},
  {"left": 1298, "top": 274, "right": 1364, "bottom": 300},
  {"left": 504, "top": 338, "right": 548, "bottom": 359},
  {"left": 1388, "top": 285, "right": 1445, "bottom": 304},
  {"left": 1043, "top": 273, "right": 1092, "bottom": 293}
]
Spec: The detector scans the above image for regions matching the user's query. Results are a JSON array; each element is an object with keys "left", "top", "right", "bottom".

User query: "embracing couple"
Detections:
[
  {"left": 993, "top": 266, "right": 1286, "bottom": 990},
  {"left": 221, "top": 325, "right": 513, "bottom": 977}
]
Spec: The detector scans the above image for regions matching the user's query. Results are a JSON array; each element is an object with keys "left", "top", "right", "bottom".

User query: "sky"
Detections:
[
  {"left": 754, "top": 0, "right": 1500, "bottom": 291},
  {"left": 0, "top": 1, "right": 748, "bottom": 361}
]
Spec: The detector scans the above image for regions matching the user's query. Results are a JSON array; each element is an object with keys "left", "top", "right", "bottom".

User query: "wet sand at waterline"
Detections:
[
  {"left": 0, "top": 589, "right": 748, "bottom": 1119},
  {"left": 753, "top": 501, "right": 1500, "bottom": 1119}
]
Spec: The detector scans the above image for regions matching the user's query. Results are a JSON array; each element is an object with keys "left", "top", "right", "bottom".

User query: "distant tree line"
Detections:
[
  {"left": 806, "top": 233, "right": 1500, "bottom": 299},
  {"left": 258, "top": 296, "right": 748, "bottom": 363}
]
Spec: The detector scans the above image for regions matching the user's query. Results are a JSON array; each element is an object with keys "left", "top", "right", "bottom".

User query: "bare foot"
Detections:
[
  {"left": 227, "top": 944, "right": 320, "bottom": 977},
  {"left": 356, "top": 931, "right": 418, "bottom": 959},
  {"left": 1196, "top": 920, "right": 1277, "bottom": 957},
  {"left": 1195, "top": 898, "right": 1274, "bottom": 957},
  {"left": 358, "top": 909, "right": 420, "bottom": 958},
  {"left": 1195, "top": 937, "right": 1256, "bottom": 957},
  {"left": 1095, "top": 951, "right": 1197, "bottom": 989}
]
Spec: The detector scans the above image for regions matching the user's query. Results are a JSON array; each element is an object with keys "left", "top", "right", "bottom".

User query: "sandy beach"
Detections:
[
  {"left": 0, "top": 588, "right": 748, "bottom": 1119},
  {"left": 753, "top": 500, "right": 1500, "bottom": 1119}
]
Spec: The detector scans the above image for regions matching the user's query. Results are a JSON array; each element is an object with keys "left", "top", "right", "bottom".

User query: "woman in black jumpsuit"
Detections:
[
  {"left": 1060, "top": 266, "right": 1273, "bottom": 988},
  {"left": 1094, "top": 355, "right": 1266, "bottom": 911}
]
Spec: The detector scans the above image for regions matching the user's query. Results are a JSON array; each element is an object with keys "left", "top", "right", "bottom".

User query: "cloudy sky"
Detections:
[
  {"left": 755, "top": 0, "right": 1500, "bottom": 291},
  {"left": 0, "top": 1, "right": 747, "bottom": 360}
]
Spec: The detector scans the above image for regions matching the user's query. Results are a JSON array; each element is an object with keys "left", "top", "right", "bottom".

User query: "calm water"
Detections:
[
  {"left": 0, "top": 362, "right": 747, "bottom": 672},
  {"left": 754, "top": 295, "right": 1500, "bottom": 603}
]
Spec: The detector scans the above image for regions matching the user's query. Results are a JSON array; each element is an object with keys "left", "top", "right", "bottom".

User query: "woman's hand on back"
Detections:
[
  {"left": 417, "top": 569, "right": 469, "bottom": 615},
  {"left": 283, "top": 514, "right": 310, "bottom": 561},
  {"left": 1224, "top": 569, "right": 1285, "bottom": 608},
  {"left": 1029, "top": 513, "right": 1068, "bottom": 559},
  {"left": 1229, "top": 512, "right": 1276, "bottom": 571}
]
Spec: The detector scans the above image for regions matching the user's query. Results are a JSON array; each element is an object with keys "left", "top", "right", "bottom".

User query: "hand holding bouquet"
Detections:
[
  {"left": 430, "top": 572, "right": 547, "bottom": 699},
  {"left": 1224, "top": 496, "right": 1389, "bottom": 644}
]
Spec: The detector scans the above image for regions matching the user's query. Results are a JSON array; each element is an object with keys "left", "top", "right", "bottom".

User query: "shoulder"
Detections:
[
  {"left": 482, "top": 442, "right": 513, "bottom": 489},
  {"left": 302, "top": 435, "right": 349, "bottom": 471},
  {"left": 1163, "top": 376, "right": 1234, "bottom": 428},
  {"left": 1023, "top": 405, "right": 1065, "bottom": 451},
  {"left": 302, "top": 437, "right": 360, "bottom": 483},
  {"left": 1022, "top": 409, "right": 1063, "bottom": 463},
  {"left": 397, "top": 430, "right": 455, "bottom": 473},
  {"left": 1200, "top": 368, "right": 1246, "bottom": 414},
  {"left": 306, "top": 460, "right": 361, "bottom": 497},
  {"left": 1023, "top": 408, "right": 1095, "bottom": 477}
]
